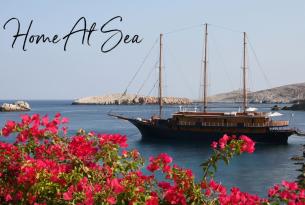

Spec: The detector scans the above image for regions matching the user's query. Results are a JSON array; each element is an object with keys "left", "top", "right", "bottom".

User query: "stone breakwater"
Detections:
[
  {"left": 72, "top": 94, "right": 192, "bottom": 105},
  {"left": 0, "top": 101, "right": 31, "bottom": 112}
]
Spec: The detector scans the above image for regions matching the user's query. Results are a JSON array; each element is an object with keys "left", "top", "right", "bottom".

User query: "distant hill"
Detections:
[{"left": 208, "top": 82, "right": 305, "bottom": 103}]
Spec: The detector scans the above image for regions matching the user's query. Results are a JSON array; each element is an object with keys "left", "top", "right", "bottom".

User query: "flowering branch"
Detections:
[{"left": 201, "top": 134, "right": 255, "bottom": 181}]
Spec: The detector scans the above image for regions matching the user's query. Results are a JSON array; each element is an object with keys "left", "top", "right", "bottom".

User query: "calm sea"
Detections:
[{"left": 1, "top": 100, "right": 305, "bottom": 197}]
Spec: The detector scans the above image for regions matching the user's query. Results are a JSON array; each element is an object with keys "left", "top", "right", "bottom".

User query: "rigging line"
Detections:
[
  {"left": 135, "top": 60, "right": 159, "bottom": 96},
  {"left": 163, "top": 65, "right": 168, "bottom": 97},
  {"left": 209, "top": 32, "right": 235, "bottom": 92},
  {"left": 147, "top": 80, "right": 159, "bottom": 97},
  {"left": 122, "top": 37, "right": 159, "bottom": 95},
  {"left": 199, "top": 46, "right": 203, "bottom": 100},
  {"left": 246, "top": 36, "right": 272, "bottom": 89},
  {"left": 166, "top": 45, "right": 197, "bottom": 97},
  {"left": 164, "top": 24, "right": 203, "bottom": 35},
  {"left": 248, "top": 65, "right": 254, "bottom": 94},
  {"left": 199, "top": 25, "right": 205, "bottom": 101},
  {"left": 237, "top": 48, "right": 243, "bottom": 103},
  {"left": 209, "top": 23, "right": 243, "bottom": 34}
]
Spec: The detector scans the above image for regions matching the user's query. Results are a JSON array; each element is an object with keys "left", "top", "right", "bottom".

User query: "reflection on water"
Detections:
[{"left": 0, "top": 100, "right": 304, "bottom": 197}]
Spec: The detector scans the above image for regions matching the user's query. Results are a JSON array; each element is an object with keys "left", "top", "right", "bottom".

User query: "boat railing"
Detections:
[
  {"left": 178, "top": 121, "right": 239, "bottom": 127},
  {"left": 178, "top": 120, "right": 289, "bottom": 128},
  {"left": 268, "top": 121, "right": 289, "bottom": 127},
  {"left": 178, "top": 105, "right": 199, "bottom": 113},
  {"left": 245, "top": 123, "right": 267, "bottom": 127}
]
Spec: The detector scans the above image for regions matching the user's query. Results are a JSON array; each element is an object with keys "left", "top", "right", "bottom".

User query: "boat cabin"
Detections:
[{"left": 171, "top": 111, "right": 289, "bottom": 128}]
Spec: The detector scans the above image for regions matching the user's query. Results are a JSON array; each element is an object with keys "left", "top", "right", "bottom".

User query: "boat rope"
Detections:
[
  {"left": 166, "top": 46, "right": 197, "bottom": 98},
  {"left": 108, "top": 38, "right": 158, "bottom": 115},
  {"left": 147, "top": 79, "right": 159, "bottom": 97},
  {"left": 209, "top": 32, "right": 235, "bottom": 92},
  {"left": 134, "top": 60, "right": 159, "bottom": 98},
  {"left": 164, "top": 22, "right": 243, "bottom": 36},
  {"left": 164, "top": 24, "right": 203, "bottom": 35},
  {"left": 121, "top": 37, "right": 158, "bottom": 97},
  {"left": 247, "top": 36, "right": 272, "bottom": 89},
  {"left": 209, "top": 23, "right": 243, "bottom": 34}
]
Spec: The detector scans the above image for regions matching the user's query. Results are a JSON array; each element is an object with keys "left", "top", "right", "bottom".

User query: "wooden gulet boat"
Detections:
[{"left": 110, "top": 24, "right": 298, "bottom": 144}]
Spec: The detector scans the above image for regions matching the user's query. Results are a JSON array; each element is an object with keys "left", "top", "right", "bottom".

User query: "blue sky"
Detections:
[{"left": 0, "top": 0, "right": 304, "bottom": 100}]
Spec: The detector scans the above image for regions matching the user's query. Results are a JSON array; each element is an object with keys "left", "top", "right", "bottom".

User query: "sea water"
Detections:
[{"left": 1, "top": 100, "right": 304, "bottom": 197}]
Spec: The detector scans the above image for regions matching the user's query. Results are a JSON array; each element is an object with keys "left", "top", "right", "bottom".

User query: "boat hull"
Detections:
[{"left": 128, "top": 119, "right": 294, "bottom": 144}]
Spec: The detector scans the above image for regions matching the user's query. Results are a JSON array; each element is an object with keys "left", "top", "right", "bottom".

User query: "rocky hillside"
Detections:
[
  {"left": 72, "top": 94, "right": 191, "bottom": 105},
  {"left": 208, "top": 82, "right": 305, "bottom": 103}
]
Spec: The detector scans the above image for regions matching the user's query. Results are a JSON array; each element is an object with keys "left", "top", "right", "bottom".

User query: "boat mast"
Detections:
[
  {"left": 203, "top": 23, "right": 208, "bottom": 112},
  {"left": 159, "top": 33, "right": 163, "bottom": 118},
  {"left": 242, "top": 32, "right": 248, "bottom": 112}
]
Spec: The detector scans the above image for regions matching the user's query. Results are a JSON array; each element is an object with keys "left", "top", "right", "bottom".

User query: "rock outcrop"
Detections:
[
  {"left": 72, "top": 94, "right": 192, "bottom": 105},
  {"left": 282, "top": 100, "right": 305, "bottom": 111},
  {"left": 208, "top": 82, "right": 305, "bottom": 103},
  {"left": 0, "top": 101, "right": 31, "bottom": 112}
]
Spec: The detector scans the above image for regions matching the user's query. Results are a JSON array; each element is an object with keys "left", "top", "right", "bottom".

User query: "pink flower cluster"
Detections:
[
  {"left": 211, "top": 134, "right": 255, "bottom": 153},
  {"left": 147, "top": 153, "right": 172, "bottom": 172},
  {"left": 1, "top": 113, "right": 68, "bottom": 142},
  {"left": 268, "top": 181, "right": 305, "bottom": 204},
  {"left": 99, "top": 133, "right": 128, "bottom": 148},
  {"left": 0, "top": 113, "right": 304, "bottom": 205}
]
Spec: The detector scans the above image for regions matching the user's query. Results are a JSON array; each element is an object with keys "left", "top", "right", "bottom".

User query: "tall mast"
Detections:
[
  {"left": 203, "top": 23, "right": 208, "bottom": 112},
  {"left": 242, "top": 32, "right": 248, "bottom": 112},
  {"left": 159, "top": 33, "right": 163, "bottom": 118}
]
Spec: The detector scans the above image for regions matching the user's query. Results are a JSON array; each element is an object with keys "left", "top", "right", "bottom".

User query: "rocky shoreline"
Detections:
[
  {"left": 291, "top": 144, "right": 305, "bottom": 188},
  {"left": 0, "top": 101, "right": 31, "bottom": 112},
  {"left": 271, "top": 100, "right": 305, "bottom": 111},
  {"left": 72, "top": 94, "right": 192, "bottom": 105}
]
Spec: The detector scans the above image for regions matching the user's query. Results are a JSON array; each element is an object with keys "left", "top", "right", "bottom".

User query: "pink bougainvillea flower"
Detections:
[
  {"left": 239, "top": 135, "right": 255, "bottom": 153},
  {"left": 63, "top": 192, "right": 73, "bottom": 201},
  {"left": 41, "top": 115, "right": 49, "bottom": 126},
  {"left": 282, "top": 180, "right": 298, "bottom": 191},
  {"left": 146, "top": 196, "right": 159, "bottom": 205},
  {"left": 62, "top": 126, "right": 67, "bottom": 135},
  {"left": 55, "top": 113, "right": 61, "bottom": 118},
  {"left": 21, "top": 114, "right": 31, "bottom": 124},
  {"left": 1, "top": 120, "right": 16, "bottom": 137},
  {"left": 5, "top": 194, "right": 12, "bottom": 202},
  {"left": 61, "top": 117, "right": 69, "bottom": 124},
  {"left": 211, "top": 141, "right": 218, "bottom": 149},
  {"left": 68, "top": 136, "right": 97, "bottom": 160},
  {"left": 158, "top": 153, "right": 173, "bottom": 164},
  {"left": 219, "top": 134, "right": 230, "bottom": 149},
  {"left": 107, "top": 196, "right": 117, "bottom": 204},
  {"left": 99, "top": 134, "right": 128, "bottom": 148},
  {"left": 5, "top": 121, "right": 16, "bottom": 130},
  {"left": 109, "top": 178, "right": 124, "bottom": 194},
  {"left": 158, "top": 181, "right": 171, "bottom": 189}
]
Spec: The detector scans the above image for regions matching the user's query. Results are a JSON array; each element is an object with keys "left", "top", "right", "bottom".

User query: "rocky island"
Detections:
[
  {"left": 0, "top": 101, "right": 31, "bottom": 112},
  {"left": 208, "top": 82, "right": 305, "bottom": 103},
  {"left": 72, "top": 94, "right": 192, "bottom": 105}
]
